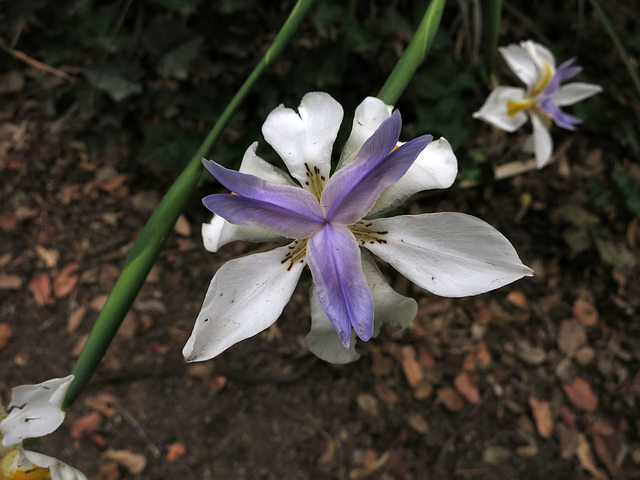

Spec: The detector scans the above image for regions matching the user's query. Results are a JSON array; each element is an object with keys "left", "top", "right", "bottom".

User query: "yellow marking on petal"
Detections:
[
  {"left": 280, "top": 238, "right": 308, "bottom": 271},
  {"left": 506, "top": 99, "right": 534, "bottom": 117},
  {"left": 349, "top": 221, "right": 388, "bottom": 246},
  {"left": 390, "top": 144, "right": 399, "bottom": 153},
  {"left": 529, "top": 61, "right": 552, "bottom": 97},
  {"left": 0, "top": 449, "right": 51, "bottom": 480},
  {"left": 302, "top": 163, "right": 325, "bottom": 201}
]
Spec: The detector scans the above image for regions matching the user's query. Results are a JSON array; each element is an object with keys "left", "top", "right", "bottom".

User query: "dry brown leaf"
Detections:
[
  {"left": 173, "top": 214, "right": 191, "bottom": 237},
  {"left": 370, "top": 346, "right": 393, "bottom": 376},
  {"left": 29, "top": 272, "right": 53, "bottom": 306},
  {"left": 414, "top": 381, "right": 433, "bottom": 400},
  {"left": 407, "top": 413, "right": 429, "bottom": 433},
  {"left": 454, "top": 372, "right": 480, "bottom": 404},
  {"left": 53, "top": 263, "right": 79, "bottom": 298},
  {"left": 356, "top": 393, "right": 379, "bottom": 417},
  {"left": 557, "top": 320, "right": 587, "bottom": 357},
  {"left": 98, "top": 174, "right": 127, "bottom": 192},
  {"left": 103, "top": 449, "right": 146, "bottom": 475},
  {"left": 0, "top": 210, "right": 17, "bottom": 231},
  {"left": 374, "top": 383, "right": 399, "bottom": 405},
  {"left": 593, "top": 433, "right": 618, "bottom": 476},
  {"left": 67, "top": 306, "right": 87, "bottom": 333},
  {"left": 166, "top": 442, "right": 186, "bottom": 463},
  {"left": 437, "top": 386, "right": 464, "bottom": 412},
  {"left": 576, "top": 433, "right": 608, "bottom": 480},
  {"left": 35, "top": 245, "right": 60, "bottom": 268},
  {"left": 0, "top": 323, "right": 13, "bottom": 350},
  {"left": 210, "top": 376, "right": 227, "bottom": 394},
  {"left": 506, "top": 291, "right": 528, "bottom": 308},
  {"left": 574, "top": 298, "right": 599, "bottom": 326},
  {"left": 90, "top": 462, "right": 120, "bottom": 480},
  {"left": 400, "top": 346, "right": 423, "bottom": 389},
  {"left": 317, "top": 437, "right": 337, "bottom": 466},
  {"left": 84, "top": 393, "right": 118, "bottom": 417},
  {"left": 462, "top": 341, "right": 492, "bottom": 371},
  {"left": 349, "top": 450, "right": 390, "bottom": 480},
  {"left": 71, "top": 411, "right": 102, "bottom": 439},
  {"left": 528, "top": 396, "right": 553, "bottom": 437},
  {"left": 90, "top": 295, "right": 109, "bottom": 311},
  {"left": 0, "top": 273, "right": 22, "bottom": 289},
  {"left": 562, "top": 377, "right": 598, "bottom": 412}
]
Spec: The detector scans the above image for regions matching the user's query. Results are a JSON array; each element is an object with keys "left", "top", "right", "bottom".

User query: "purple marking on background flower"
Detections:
[
  {"left": 306, "top": 224, "right": 374, "bottom": 347},
  {"left": 202, "top": 158, "right": 324, "bottom": 219},
  {"left": 203, "top": 194, "right": 325, "bottom": 238},
  {"left": 539, "top": 98, "right": 582, "bottom": 130}
]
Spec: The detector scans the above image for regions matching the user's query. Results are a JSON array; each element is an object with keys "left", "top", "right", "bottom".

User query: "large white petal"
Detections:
[
  {"left": 261, "top": 92, "right": 343, "bottom": 190},
  {"left": 1, "top": 375, "right": 73, "bottom": 447},
  {"left": 305, "top": 251, "right": 417, "bottom": 363},
  {"left": 22, "top": 450, "right": 88, "bottom": 480},
  {"left": 368, "top": 138, "right": 458, "bottom": 216},
  {"left": 551, "top": 82, "right": 603, "bottom": 106},
  {"left": 337, "top": 96, "right": 393, "bottom": 170},
  {"left": 363, "top": 213, "right": 533, "bottom": 297},
  {"left": 522, "top": 40, "right": 556, "bottom": 71},
  {"left": 499, "top": 43, "right": 538, "bottom": 88},
  {"left": 473, "top": 86, "right": 528, "bottom": 132},
  {"left": 183, "top": 244, "right": 305, "bottom": 362},
  {"left": 202, "top": 142, "right": 293, "bottom": 252},
  {"left": 530, "top": 113, "right": 553, "bottom": 169}
]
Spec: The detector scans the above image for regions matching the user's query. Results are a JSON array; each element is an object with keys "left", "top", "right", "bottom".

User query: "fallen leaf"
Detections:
[
  {"left": 407, "top": 413, "right": 429, "bottom": 433},
  {"left": 507, "top": 291, "right": 528, "bottom": 308},
  {"left": 98, "top": 174, "right": 127, "bottom": 192},
  {"left": 67, "top": 306, "right": 88, "bottom": 333},
  {"left": 356, "top": 393, "right": 379, "bottom": 417},
  {"left": 210, "top": 376, "right": 227, "bottom": 393},
  {"left": 374, "top": 383, "right": 399, "bottom": 405},
  {"left": 462, "top": 341, "right": 492, "bottom": 371},
  {"left": 35, "top": 245, "right": 60, "bottom": 268},
  {"left": 173, "top": 214, "right": 191, "bottom": 237},
  {"left": 0, "top": 323, "right": 13, "bottom": 349},
  {"left": 0, "top": 274, "right": 22, "bottom": 289},
  {"left": 53, "top": 263, "right": 79, "bottom": 298},
  {"left": 349, "top": 450, "right": 390, "bottom": 480},
  {"left": 71, "top": 412, "right": 103, "bottom": 439},
  {"left": 557, "top": 423, "right": 579, "bottom": 458},
  {"left": 370, "top": 346, "right": 393, "bottom": 376},
  {"left": 84, "top": 393, "right": 118, "bottom": 417},
  {"left": 574, "top": 298, "right": 599, "bottom": 326},
  {"left": 528, "top": 396, "right": 553, "bottom": 437},
  {"left": 557, "top": 320, "right": 587, "bottom": 357},
  {"left": 414, "top": 381, "right": 433, "bottom": 400},
  {"left": 454, "top": 372, "right": 480, "bottom": 404},
  {"left": 90, "top": 295, "right": 109, "bottom": 311},
  {"left": 102, "top": 449, "right": 147, "bottom": 475},
  {"left": 483, "top": 445, "right": 511, "bottom": 464},
  {"left": 166, "top": 442, "right": 186, "bottom": 463},
  {"left": 562, "top": 377, "right": 598, "bottom": 412},
  {"left": 29, "top": 272, "right": 53, "bottom": 306},
  {"left": 317, "top": 436, "right": 337, "bottom": 466},
  {"left": 575, "top": 433, "right": 608, "bottom": 480},
  {"left": 437, "top": 386, "right": 464, "bottom": 412},
  {"left": 400, "top": 346, "right": 423, "bottom": 389},
  {"left": 0, "top": 210, "right": 17, "bottom": 230},
  {"left": 516, "top": 340, "right": 546, "bottom": 366},
  {"left": 90, "top": 462, "right": 120, "bottom": 480},
  {"left": 593, "top": 433, "right": 618, "bottom": 476}
]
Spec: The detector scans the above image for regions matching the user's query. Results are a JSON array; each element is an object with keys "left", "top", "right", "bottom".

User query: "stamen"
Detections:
[
  {"left": 303, "top": 163, "right": 325, "bottom": 201},
  {"left": 349, "top": 222, "right": 388, "bottom": 246},
  {"left": 280, "top": 238, "right": 308, "bottom": 271},
  {"left": 506, "top": 99, "right": 533, "bottom": 117}
]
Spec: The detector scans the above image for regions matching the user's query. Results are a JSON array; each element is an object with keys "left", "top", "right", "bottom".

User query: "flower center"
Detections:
[
  {"left": 349, "top": 221, "right": 388, "bottom": 245},
  {"left": 280, "top": 238, "right": 309, "bottom": 271},
  {"left": 529, "top": 61, "right": 552, "bottom": 97},
  {"left": 303, "top": 163, "right": 326, "bottom": 201}
]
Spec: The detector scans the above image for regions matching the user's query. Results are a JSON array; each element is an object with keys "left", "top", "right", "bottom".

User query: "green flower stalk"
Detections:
[
  {"left": 377, "top": 0, "right": 446, "bottom": 105},
  {"left": 64, "top": 0, "right": 315, "bottom": 408},
  {"left": 483, "top": 0, "right": 504, "bottom": 79}
]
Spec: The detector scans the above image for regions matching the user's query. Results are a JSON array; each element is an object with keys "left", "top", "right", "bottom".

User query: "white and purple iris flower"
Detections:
[
  {"left": 0, "top": 375, "right": 87, "bottom": 480},
  {"left": 474, "top": 40, "right": 602, "bottom": 168},
  {"left": 183, "top": 92, "right": 533, "bottom": 364}
]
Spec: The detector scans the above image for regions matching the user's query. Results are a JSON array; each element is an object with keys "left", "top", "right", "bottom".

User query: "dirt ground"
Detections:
[{"left": 2, "top": 43, "right": 640, "bottom": 480}]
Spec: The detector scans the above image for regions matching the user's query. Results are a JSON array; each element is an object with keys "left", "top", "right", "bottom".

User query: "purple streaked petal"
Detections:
[
  {"left": 543, "top": 58, "right": 582, "bottom": 95},
  {"left": 202, "top": 158, "right": 324, "bottom": 218},
  {"left": 306, "top": 224, "right": 374, "bottom": 347},
  {"left": 540, "top": 99, "right": 582, "bottom": 130},
  {"left": 203, "top": 194, "right": 324, "bottom": 239},
  {"left": 323, "top": 131, "right": 432, "bottom": 225}
]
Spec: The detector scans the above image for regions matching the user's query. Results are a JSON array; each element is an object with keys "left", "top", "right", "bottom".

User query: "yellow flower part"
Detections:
[
  {"left": 528, "top": 61, "right": 552, "bottom": 97},
  {"left": 506, "top": 99, "right": 534, "bottom": 117},
  {"left": 0, "top": 449, "right": 51, "bottom": 480}
]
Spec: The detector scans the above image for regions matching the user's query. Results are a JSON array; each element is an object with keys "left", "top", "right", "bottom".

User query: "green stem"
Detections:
[
  {"left": 377, "top": 0, "right": 446, "bottom": 105},
  {"left": 64, "top": 0, "right": 314, "bottom": 408},
  {"left": 586, "top": 0, "right": 640, "bottom": 100},
  {"left": 483, "top": 0, "right": 503, "bottom": 77}
]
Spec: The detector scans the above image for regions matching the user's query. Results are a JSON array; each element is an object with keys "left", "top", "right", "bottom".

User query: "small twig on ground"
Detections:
[{"left": 0, "top": 38, "right": 76, "bottom": 83}]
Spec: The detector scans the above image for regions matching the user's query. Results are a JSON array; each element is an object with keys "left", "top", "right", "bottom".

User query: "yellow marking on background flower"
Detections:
[
  {"left": 529, "top": 61, "right": 552, "bottom": 96},
  {"left": 0, "top": 449, "right": 51, "bottom": 480},
  {"left": 506, "top": 99, "right": 534, "bottom": 117}
]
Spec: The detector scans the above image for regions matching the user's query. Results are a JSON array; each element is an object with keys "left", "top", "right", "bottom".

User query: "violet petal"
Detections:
[
  {"left": 203, "top": 194, "right": 324, "bottom": 239},
  {"left": 306, "top": 224, "right": 374, "bottom": 347}
]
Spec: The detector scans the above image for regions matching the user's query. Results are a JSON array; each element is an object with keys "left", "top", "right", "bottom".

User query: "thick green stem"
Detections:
[
  {"left": 483, "top": 0, "right": 503, "bottom": 78},
  {"left": 64, "top": 0, "right": 314, "bottom": 408},
  {"left": 377, "top": 0, "right": 446, "bottom": 105}
]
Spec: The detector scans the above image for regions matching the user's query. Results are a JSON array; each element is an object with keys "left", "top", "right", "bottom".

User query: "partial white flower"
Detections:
[
  {"left": 474, "top": 40, "right": 602, "bottom": 168},
  {"left": 0, "top": 375, "right": 87, "bottom": 480},
  {"left": 187, "top": 92, "right": 532, "bottom": 364}
]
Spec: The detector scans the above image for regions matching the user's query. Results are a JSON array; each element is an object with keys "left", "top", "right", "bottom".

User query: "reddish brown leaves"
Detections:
[
  {"left": 437, "top": 386, "right": 465, "bottom": 413},
  {"left": 29, "top": 272, "right": 53, "bottom": 306},
  {"left": 562, "top": 377, "right": 598, "bottom": 412},
  {"left": 528, "top": 397, "right": 554, "bottom": 437},
  {"left": 454, "top": 372, "right": 480, "bottom": 404},
  {"left": 0, "top": 323, "right": 13, "bottom": 350},
  {"left": 53, "top": 262, "right": 79, "bottom": 298},
  {"left": 574, "top": 298, "right": 599, "bottom": 326}
]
